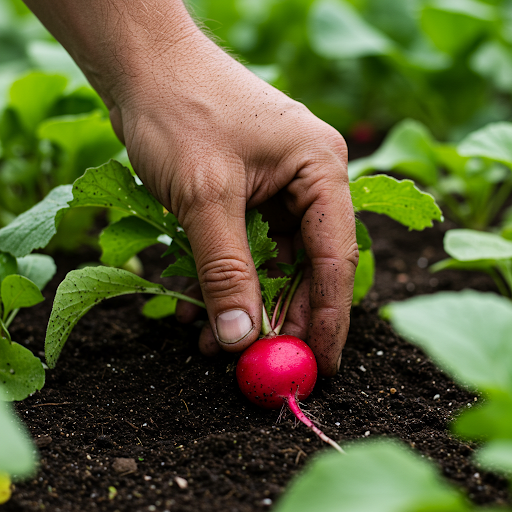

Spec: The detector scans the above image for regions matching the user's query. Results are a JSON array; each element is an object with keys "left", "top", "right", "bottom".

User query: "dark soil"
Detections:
[{"left": 4, "top": 202, "right": 510, "bottom": 512}]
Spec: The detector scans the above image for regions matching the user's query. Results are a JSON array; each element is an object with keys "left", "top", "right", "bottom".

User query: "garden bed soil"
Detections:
[{"left": 4, "top": 208, "right": 510, "bottom": 512}]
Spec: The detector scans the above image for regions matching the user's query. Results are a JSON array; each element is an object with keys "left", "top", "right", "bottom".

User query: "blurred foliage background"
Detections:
[{"left": 2, "top": 0, "right": 512, "bottom": 229}]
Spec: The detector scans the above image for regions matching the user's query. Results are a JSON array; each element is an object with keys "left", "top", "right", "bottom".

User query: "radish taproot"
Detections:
[{"left": 236, "top": 333, "right": 344, "bottom": 453}]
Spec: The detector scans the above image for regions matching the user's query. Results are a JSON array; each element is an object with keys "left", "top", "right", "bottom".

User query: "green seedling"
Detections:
[
  {"left": 431, "top": 228, "right": 512, "bottom": 298},
  {"left": 349, "top": 119, "right": 512, "bottom": 230},
  {"left": 0, "top": 252, "right": 55, "bottom": 400}
]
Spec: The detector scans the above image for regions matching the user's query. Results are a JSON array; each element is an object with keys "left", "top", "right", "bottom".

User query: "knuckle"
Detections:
[
  {"left": 346, "top": 242, "right": 360, "bottom": 270},
  {"left": 171, "top": 157, "right": 243, "bottom": 227},
  {"left": 199, "top": 258, "right": 252, "bottom": 299}
]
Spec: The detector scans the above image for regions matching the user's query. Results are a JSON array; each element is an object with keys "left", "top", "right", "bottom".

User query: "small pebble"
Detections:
[
  {"left": 35, "top": 435, "right": 53, "bottom": 448},
  {"left": 434, "top": 394, "right": 440, "bottom": 400},
  {"left": 390, "top": 388, "right": 397, "bottom": 394},
  {"left": 175, "top": 476, "right": 188, "bottom": 489},
  {"left": 112, "top": 458, "right": 137, "bottom": 474},
  {"left": 417, "top": 257, "right": 428, "bottom": 268}
]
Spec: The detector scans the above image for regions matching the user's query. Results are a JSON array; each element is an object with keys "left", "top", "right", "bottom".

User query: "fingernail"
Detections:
[
  {"left": 216, "top": 310, "right": 253, "bottom": 344},
  {"left": 336, "top": 354, "right": 342, "bottom": 372}
]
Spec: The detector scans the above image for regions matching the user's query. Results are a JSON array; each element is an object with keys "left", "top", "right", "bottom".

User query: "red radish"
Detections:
[
  {"left": 236, "top": 334, "right": 317, "bottom": 409},
  {"left": 236, "top": 332, "right": 344, "bottom": 453}
]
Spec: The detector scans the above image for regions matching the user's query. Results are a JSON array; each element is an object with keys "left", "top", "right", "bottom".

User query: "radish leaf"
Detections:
[
  {"left": 382, "top": 290, "right": 512, "bottom": 395},
  {"left": 351, "top": 175, "right": 443, "bottom": 230},
  {"left": 16, "top": 254, "right": 56, "bottom": 291},
  {"left": 161, "top": 255, "right": 198, "bottom": 279},
  {"left": 0, "top": 185, "right": 73, "bottom": 257},
  {"left": 475, "top": 440, "right": 512, "bottom": 475},
  {"left": 444, "top": 229, "right": 512, "bottom": 261},
  {"left": 458, "top": 122, "right": 512, "bottom": 168},
  {"left": 352, "top": 249, "right": 374, "bottom": 305},
  {"left": 348, "top": 119, "right": 438, "bottom": 185},
  {"left": 1, "top": 275, "right": 44, "bottom": 321},
  {"left": 142, "top": 295, "right": 177, "bottom": 319},
  {"left": 0, "top": 390, "right": 38, "bottom": 475},
  {"left": 100, "top": 216, "right": 163, "bottom": 267},
  {"left": 45, "top": 266, "right": 205, "bottom": 368},
  {"left": 0, "top": 338, "right": 45, "bottom": 402},
  {"left": 246, "top": 209, "right": 278, "bottom": 269},
  {"left": 274, "top": 440, "right": 467, "bottom": 512}
]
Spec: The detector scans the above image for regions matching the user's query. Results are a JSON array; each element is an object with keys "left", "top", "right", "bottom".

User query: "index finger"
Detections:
[{"left": 286, "top": 141, "right": 358, "bottom": 376}]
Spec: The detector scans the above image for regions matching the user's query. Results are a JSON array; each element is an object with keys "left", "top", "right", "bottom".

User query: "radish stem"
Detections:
[
  {"left": 287, "top": 394, "right": 345, "bottom": 454},
  {"left": 261, "top": 305, "right": 273, "bottom": 336},
  {"left": 274, "top": 271, "right": 303, "bottom": 335}
]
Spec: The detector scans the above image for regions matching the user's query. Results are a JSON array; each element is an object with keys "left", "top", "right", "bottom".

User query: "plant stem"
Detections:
[
  {"left": 274, "top": 271, "right": 303, "bottom": 335},
  {"left": 4, "top": 308, "right": 19, "bottom": 329},
  {"left": 270, "top": 283, "right": 289, "bottom": 331},
  {"left": 287, "top": 394, "right": 345, "bottom": 454},
  {"left": 487, "top": 267, "right": 511, "bottom": 298},
  {"left": 0, "top": 317, "right": 12, "bottom": 342},
  {"left": 161, "top": 290, "right": 205, "bottom": 309},
  {"left": 261, "top": 305, "right": 273, "bottom": 336}
]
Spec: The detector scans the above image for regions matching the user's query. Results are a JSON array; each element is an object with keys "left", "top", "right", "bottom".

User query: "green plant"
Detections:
[
  {"left": 431, "top": 228, "right": 512, "bottom": 297},
  {"left": 350, "top": 119, "right": 512, "bottom": 230},
  {"left": 274, "top": 290, "right": 512, "bottom": 512},
  {"left": 0, "top": 385, "right": 38, "bottom": 504},
  {"left": 0, "top": 251, "right": 55, "bottom": 400}
]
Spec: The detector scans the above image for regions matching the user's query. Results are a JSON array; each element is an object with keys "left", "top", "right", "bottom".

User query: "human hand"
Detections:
[{"left": 106, "top": 28, "right": 357, "bottom": 376}]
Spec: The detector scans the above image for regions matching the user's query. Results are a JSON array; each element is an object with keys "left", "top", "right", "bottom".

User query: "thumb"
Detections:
[{"left": 180, "top": 191, "right": 262, "bottom": 352}]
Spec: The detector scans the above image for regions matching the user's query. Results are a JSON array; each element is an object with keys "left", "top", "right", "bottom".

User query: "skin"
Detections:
[{"left": 23, "top": 0, "right": 358, "bottom": 376}]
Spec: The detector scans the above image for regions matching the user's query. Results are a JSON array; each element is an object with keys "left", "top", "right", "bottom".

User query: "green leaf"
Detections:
[
  {"left": 246, "top": 209, "right": 278, "bottom": 269},
  {"left": 453, "top": 393, "right": 512, "bottom": 441},
  {"left": 16, "top": 254, "right": 56, "bottom": 291},
  {"left": 382, "top": 290, "right": 512, "bottom": 394},
  {"left": 274, "top": 440, "right": 468, "bottom": 512},
  {"left": 0, "top": 184, "right": 73, "bottom": 258},
  {"left": 348, "top": 120, "right": 439, "bottom": 185},
  {"left": 444, "top": 229, "right": 512, "bottom": 261},
  {"left": 429, "top": 257, "right": 495, "bottom": 274},
  {"left": 0, "top": 338, "right": 45, "bottom": 401},
  {"left": 458, "top": 122, "right": 512, "bottom": 168},
  {"left": 309, "top": 0, "right": 394, "bottom": 59},
  {"left": 352, "top": 249, "right": 374, "bottom": 305},
  {"left": 277, "top": 249, "right": 306, "bottom": 277},
  {"left": 9, "top": 72, "right": 67, "bottom": 133},
  {"left": 259, "top": 270, "right": 289, "bottom": 315},
  {"left": 1, "top": 275, "right": 44, "bottom": 320},
  {"left": 100, "top": 216, "right": 162, "bottom": 267},
  {"left": 45, "top": 266, "right": 204, "bottom": 368},
  {"left": 69, "top": 160, "right": 177, "bottom": 238},
  {"left": 0, "top": 252, "right": 17, "bottom": 285},
  {"left": 475, "top": 439, "right": 512, "bottom": 475},
  {"left": 142, "top": 295, "right": 177, "bottom": 319},
  {"left": 470, "top": 40, "right": 512, "bottom": 91},
  {"left": 161, "top": 255, "right": 198, "bottom": 279},
  {"left": 420, "top": 0, "right": 495, "bottom": 56},
  {"left": 355, "top": 219, "right": 372, "bottom": 251},
  {"left": 350, "top": 175, "right": 443, "bottom": 230},
  {"left": 38, "top": 111, "right": 124, "bottom": 183},
  {"left": 0, "top": 391, "right": 38, "bottom": 476}
]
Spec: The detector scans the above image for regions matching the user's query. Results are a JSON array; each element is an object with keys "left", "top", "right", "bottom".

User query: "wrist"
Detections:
[{"left": 24, "top": 0, "right": 202, "bottom": 110}]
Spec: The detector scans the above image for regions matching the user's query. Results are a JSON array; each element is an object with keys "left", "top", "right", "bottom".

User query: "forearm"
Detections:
[{"left": 22, "top": 0, "right": 200, "bottom": 108}]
